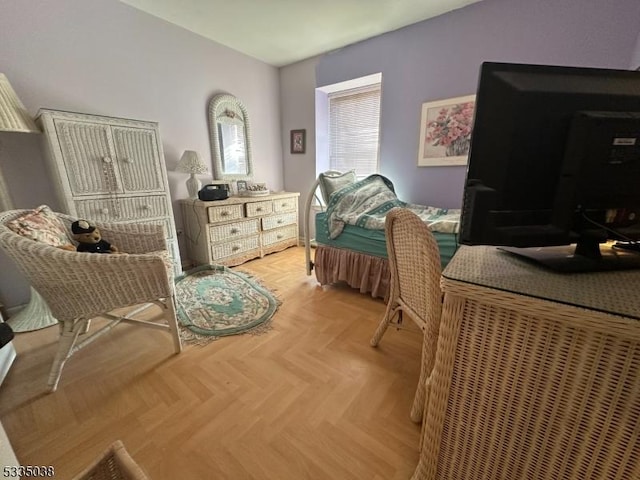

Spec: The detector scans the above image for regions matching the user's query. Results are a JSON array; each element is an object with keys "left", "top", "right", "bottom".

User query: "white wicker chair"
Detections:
[
  {"left": 0, "top": 209, "right": 182, "bottom": 392},
  {"left": 370, "top": 208, "right": 442, "bottom": 424},
  {"left": 71, "top": 440, "right": 150, "bottom": 480}
]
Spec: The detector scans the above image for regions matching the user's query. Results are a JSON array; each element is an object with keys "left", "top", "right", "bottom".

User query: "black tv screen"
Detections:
[{"left": 460, "top": 62, "right": 640, "bottom": 272}]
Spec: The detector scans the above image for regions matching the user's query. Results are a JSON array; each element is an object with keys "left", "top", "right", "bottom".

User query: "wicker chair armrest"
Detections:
[
  {"left": 8, "top": 242, "right": 174, "bottom": 322},
  {"left": 90, "top": 222, "right": 168, "bottom": 254}
]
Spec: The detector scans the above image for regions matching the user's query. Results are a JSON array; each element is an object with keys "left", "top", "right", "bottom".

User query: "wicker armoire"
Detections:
[{"left": 36, "top": 109, "right": 180, "bottom": 274}]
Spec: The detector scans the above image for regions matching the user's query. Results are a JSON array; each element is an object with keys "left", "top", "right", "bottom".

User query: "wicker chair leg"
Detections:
[
  {"left": 47, "top": 318, "right": 88, "bottom": 392},
  {"left": 370, "top": 301, "right": 400, "bottom": 346},
  {"left": 417, "top": 380, "right": 431, "bottom": 452},
  {"left": 80, "top": 319, "right": 91, "bottom": 335},
  {"left": 165, "top": 296, "right": 182, "bottom": 354},
  {"left": 410, "top": 336, "right": 430, "bottom": 423}
]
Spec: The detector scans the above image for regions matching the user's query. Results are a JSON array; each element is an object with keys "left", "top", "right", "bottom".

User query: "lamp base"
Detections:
[
  {"left": 7, "top": 287, "right": 58, "bottom": 332},
  {"left": 186, "top": 174, "right": 201, "bottom": 199}
]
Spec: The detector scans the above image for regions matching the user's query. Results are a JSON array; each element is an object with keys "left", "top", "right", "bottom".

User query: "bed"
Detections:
[{"left": 304, "top": 171, "right": 460, "bottom": 300}]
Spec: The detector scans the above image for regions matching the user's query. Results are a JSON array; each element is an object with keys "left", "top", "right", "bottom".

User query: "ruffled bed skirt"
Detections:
[{"left": 314, "top": 245, "right": 390, "bottom": 300}]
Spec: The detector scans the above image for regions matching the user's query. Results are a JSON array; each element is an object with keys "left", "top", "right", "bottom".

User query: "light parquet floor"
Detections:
[{"left": 0, "top": 246, "right": 423, "bottom": 479}]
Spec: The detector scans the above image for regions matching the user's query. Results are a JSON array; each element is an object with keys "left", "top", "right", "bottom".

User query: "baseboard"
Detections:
[
  {"left": 298, "top": 236, "right": 317, "bottom": 248},
  {"left": 0, "top": 342, "right": 16, "bottom": 386},
  {"left": 4, "top": 304, "right": 24, "bottom": 318}
]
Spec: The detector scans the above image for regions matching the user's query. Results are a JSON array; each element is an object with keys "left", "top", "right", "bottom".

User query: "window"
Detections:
[{"left": 316, "top": 73, "right": 382, "bottom": 179}]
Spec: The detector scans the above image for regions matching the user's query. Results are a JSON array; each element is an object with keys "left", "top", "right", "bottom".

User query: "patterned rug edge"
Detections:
[{"left": 176, "top": 265, "right": 282, "bottom": 347}]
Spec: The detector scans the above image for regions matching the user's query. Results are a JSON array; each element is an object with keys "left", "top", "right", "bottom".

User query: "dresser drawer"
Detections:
[
  {"left": 208, "top": 219, "right": 259, "bottom": 243},
  {"left": 74, "top": 195, "right": 168, "bottom": 222},
  {"left": 273, "top": 196, "right": 297, "bottom": 213},
  {"left": 262, "top": 212, "right": 298, "bottom": 231},
  {"left": 211, "top": 235, "right": 260, "bottom": 260},
  {"left": 118, "top": 218, "right": 172, "bottom": 239},
  {"left": 207, "top": 204, "right": 244, "bottom": 223},
  {"left": 262, "top": 225, "right": 298, "bottom": 246},
  {"left": 246, "top": 200, "right": 273, "bottom": 217}
]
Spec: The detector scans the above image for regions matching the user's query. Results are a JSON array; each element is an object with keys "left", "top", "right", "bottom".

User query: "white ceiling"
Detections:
[{"left": 120, "top": 0, "right": 482, "bottom": 67}]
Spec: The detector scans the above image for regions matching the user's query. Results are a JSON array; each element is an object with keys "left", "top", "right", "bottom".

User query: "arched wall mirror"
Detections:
[{"left": 208, "top": 93, "right": 253, "bottom": 181}]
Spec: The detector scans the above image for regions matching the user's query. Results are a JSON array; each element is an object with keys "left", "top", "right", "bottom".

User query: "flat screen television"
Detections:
[{"left": 460, "top": 61, "right": 640, "bottom": 272}]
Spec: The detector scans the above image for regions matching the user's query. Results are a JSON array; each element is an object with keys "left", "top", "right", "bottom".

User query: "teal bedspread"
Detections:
[
  {"left": 315, "top": 212, "right": 459, "bottom": 267},
  {"left": 323, "top": 174, "right": 461, "bottom": 240}
]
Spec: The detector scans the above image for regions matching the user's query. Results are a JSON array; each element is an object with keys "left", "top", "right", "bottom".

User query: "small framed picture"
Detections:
[
  {"left": 418, "top": 95, "right": 476, "bottom": 167},
  {"left": 290, "top": 129, "right": 306, "bottom": 154},
  {"left": 236, "top": 180, "right": 248, "bottom": 193}
]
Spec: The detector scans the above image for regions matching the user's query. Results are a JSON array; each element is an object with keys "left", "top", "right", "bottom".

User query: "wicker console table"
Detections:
[{"left": 413, "top": 246, "right": 640, "bottom": 480}]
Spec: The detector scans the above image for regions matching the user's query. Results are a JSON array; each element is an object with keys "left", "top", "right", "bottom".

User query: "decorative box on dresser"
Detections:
[
  {"left": 36, "top": 109, "right": 181, "bottom": 274},
  {"left": 180, "top": 192, "right": 300, "bottom": 267}
]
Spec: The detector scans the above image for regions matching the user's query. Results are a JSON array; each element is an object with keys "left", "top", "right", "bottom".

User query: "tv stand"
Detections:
[
  {"left": 412, "top": 246, "right": 640, "bottom": 480},
  {"left": 498, "top": 243, "right": 640, "bottom": 273}
]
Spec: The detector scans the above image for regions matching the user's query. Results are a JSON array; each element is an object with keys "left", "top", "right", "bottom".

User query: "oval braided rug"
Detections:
[{"left": 174, "top": 265, "right": 280, "bottom": 343}]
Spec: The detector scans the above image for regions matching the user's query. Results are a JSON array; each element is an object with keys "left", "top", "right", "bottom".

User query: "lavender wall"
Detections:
[
  {"left": 313, "top": 0, "right": 640, "bottom": 208},
  {"left": 0, "top": 0, "right": 282, "bottom": 308},
  {"left": 633, "top": 32, "right": 640, "bottom": 69}
]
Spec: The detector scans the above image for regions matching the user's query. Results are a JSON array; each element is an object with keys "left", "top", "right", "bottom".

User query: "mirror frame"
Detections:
[{"left": 208, "top": 93, "right": 253, "bottom": 181}]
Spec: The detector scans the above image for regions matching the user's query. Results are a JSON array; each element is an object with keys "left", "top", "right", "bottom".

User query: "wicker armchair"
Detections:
[
  {"left": 0, "top": 209, "right": 182, "bottom": 392},
  {"left": 370, "top": 208, "right": 442, "bottom": 423}
]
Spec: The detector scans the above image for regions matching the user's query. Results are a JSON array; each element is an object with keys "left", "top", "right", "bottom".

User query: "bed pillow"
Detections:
[
  {"left": 7, "top": 205, "right": 74, "bottom": 249},
  {"left": 318, "top": 170, "right": 357, "bottom": 204}
]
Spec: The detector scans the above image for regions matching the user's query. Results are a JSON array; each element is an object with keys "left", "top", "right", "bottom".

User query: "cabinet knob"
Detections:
[
  {"left": 102, "top": 156, "right": 112, "bottom": 164},
  {"left": 101, "top": 208, "right": 109, "bottom": 215},
  {"left": 277, "top": 234, "right": 283, "bottom": 240}
]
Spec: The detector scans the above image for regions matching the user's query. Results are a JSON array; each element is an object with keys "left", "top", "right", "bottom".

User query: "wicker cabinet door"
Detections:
[
  {"left": 112, "top": 127, "right": 165, "bottom": 193},
  {"left": 53, "top": 120, "right": 122, "bottom": 196}
]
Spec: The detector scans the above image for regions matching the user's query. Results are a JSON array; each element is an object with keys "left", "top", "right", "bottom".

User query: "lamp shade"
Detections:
[
  {"left": 0, "top": 74, "right": 39, "bottom": 133},
  {"left": 176, "top": 150, "right": 207, "bottom": 199},
  {"left": 176, "top": 150, "right": 207, "bottom": 174}
]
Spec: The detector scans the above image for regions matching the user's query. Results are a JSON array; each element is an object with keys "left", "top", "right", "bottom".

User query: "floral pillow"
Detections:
[
  {"left": 318, "top": 170, "right": 357, "bottom": 204},
  {"left": 7, "top": 205, "right": 74, "bottom": 249}
]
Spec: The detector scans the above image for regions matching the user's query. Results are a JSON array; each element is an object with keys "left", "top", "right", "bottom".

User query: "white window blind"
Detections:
[{"left": 328, "top": 84, "right": 381, "bottom": 178}]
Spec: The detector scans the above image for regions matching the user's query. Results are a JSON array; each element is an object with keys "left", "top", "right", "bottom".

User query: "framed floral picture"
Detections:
[
  {"left": 290, "top": 129, "right": 306, "bottom": 154},
  {"left": 418, "top": 94, "right": 476, "bottom": 166}
]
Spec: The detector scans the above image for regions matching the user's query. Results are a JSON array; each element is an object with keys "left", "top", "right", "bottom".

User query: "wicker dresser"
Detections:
[
  {"left": 180, "top": 192, "right": 300, "bottom": 267},
  {"left": 36, "top": 109, "right": 180, "bottom": 273},
  {"left": 413, "top": 246, "right": 640, "bottom": 480}
]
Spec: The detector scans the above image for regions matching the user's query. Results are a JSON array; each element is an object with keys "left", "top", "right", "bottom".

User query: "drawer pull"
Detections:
[
  {"left": 221, "top": 211, "right": 229, "bottom": 217},
  {"left": 122, "top": 158, "right": 133, "bottom": 164},
  {"left": 281, "top": 203, "right": 288, "bottom": 207},
  {"left": 256, "top": 207, "right": 263, "bottom": 212},
  {"left": 232, "top": 245, "right": 240, "bottom": 252},
  {"left": 277, "top": 219, "right": 283, "bottom": 224},
  {"left": 230, "top": 228, "right": 239, "bottom": 234},
  {"left": 277, "top": 234, "right": 283, "bottom": 239},
  {"left": 102, "top": 156, "right": 112, "bottom": 164},
  {"left": 142, "top": 204, "right": 151, "bottom": 210},
  {"left": 101, "top": 208, "right": 109, "bottom": 215}
]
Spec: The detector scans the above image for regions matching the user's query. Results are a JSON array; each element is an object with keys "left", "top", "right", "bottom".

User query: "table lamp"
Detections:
[{"left": 176, "top": 150, "right": 207, "bottom": 199}]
